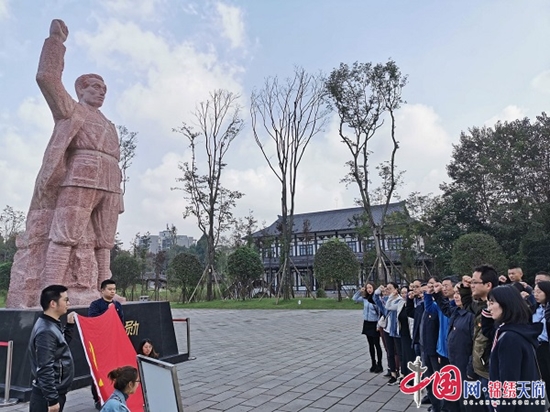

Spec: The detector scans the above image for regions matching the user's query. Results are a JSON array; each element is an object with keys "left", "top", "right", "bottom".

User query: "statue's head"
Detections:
[{"left": 75, "top": 74, "right": 106, "bottom": 109}]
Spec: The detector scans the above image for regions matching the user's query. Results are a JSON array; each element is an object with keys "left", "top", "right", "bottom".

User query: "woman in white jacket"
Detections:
[{"left": 374, "top": 282, "right": 405, "bottom": 385}]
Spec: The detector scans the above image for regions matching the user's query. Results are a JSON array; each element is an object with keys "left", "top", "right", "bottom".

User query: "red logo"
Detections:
[{"left": 400, "top": 357, "right": 462, "bottom": 406}]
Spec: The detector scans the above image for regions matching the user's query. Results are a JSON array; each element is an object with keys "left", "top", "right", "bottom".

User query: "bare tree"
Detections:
[
  {"left": 228, "top": 210, "right": 258, "bottom": 248},
  {"left": 302, "top": 219, "right": 314, "bottom": 297},
  {"left": 117, "top": 125, "right": 138, "bottom": 195},
  {"left": 326, "top": 60, "right": 407, "bottom": 283},
  {"left": 0, "top": 205, "right": 25, "bottom": 262},
  {"left": 0, "top": 205, "right": 25, "bottom": 240},
  {"left": 173, "top": 89, "right": 244, "bottom": 301},
  {"left": 251, "top": 67, "right": 329, "bottom": 300}
]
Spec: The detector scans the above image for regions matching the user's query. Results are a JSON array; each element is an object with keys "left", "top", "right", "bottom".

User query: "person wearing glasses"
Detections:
[
  {"left": 28, "top": 285, "right": 75, "bottom": 412},
  {"left": 101, "top": 366, "right": 140, "bottom": 412},
  {"left": 458, "top": 265, "right": 499, "bottom": 411}
]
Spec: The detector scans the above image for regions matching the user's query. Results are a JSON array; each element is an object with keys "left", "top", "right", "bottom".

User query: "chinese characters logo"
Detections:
[
  {"left": 400, "top": 357, "right": 546, "bottom": 408},
  {"left": 400, "top": 356, "right": 461, "bottom": 407}
]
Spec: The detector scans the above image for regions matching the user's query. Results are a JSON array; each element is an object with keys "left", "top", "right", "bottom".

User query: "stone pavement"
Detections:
[{"left": 5, "top": 309, "right": 431, "bottom": 411}]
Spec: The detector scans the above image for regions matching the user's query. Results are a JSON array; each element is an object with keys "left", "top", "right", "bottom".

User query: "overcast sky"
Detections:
[{"left": 1, "top": 0, "right": 549, "bottom": 248}]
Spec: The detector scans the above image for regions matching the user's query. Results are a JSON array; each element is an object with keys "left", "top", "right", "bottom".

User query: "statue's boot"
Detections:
[
  {"left": 96, "top": 248, "right": 112, "bottom": 289},
  {"left": 42, "top": 243, "right": 72, "bottom": 288}
]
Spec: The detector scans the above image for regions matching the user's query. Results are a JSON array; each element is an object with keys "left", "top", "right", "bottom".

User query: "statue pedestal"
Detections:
[{"left": 0, "top": 301, "right": 189, "bottom": 401}]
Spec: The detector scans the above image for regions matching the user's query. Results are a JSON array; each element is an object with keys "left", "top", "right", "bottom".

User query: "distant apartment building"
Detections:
[{"left": 139, "top": 230, "right": 195, "bottom": 254}]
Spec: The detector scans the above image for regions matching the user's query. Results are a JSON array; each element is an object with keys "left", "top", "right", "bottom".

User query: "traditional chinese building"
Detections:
[{"left": 251, "top": 201, "right": 430, "bottom": 292}]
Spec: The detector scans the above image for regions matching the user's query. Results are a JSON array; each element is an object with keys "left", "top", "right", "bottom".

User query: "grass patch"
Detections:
[{"left": 170, "top": 297, "right": 362, "bottom": 310}]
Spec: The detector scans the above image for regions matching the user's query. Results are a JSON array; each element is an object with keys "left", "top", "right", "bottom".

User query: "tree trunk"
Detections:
[
  {"left": 207, "top": 225, "right": 215, "bottom": 301},
  {"left": 373, "top": 228, "right": 386, "bottom": 284}
]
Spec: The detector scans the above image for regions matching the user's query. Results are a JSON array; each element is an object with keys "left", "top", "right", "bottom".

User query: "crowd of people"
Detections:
[{"left": 353, "top": 265, "right": 550, "bottom": 412}]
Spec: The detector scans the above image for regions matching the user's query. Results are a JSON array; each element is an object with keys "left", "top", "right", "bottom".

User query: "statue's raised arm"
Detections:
[{"left": 36, "top": 19, "right": 75, "bottom": 121}]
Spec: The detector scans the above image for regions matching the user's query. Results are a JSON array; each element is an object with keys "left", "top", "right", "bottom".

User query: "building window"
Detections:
[
  {"left": 296, "top": 271, "right": 304, "bottom": 286},
  {"left": 347, "top": 241, "right": 357, "bottom": 252},
  {"left": 263, "top": 246, "right": 277, "bottom": 258},
  {"left": 364, "top": 239, "right": 375, "bottom": 250},
  {"left": 386, "top": 237, "right": 403, "bottom": 250},
  {"left": 299, "top": 244, "right": 314, "bottom": 256}
]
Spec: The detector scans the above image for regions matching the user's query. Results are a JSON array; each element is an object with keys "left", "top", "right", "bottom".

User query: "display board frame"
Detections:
[{"left": 137, "top": 354, "right": 184, "bottom": 412}]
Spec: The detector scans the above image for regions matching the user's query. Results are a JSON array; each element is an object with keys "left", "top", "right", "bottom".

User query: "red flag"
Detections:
[{"left": 75, "top": 305, "right": 144, "bottom": 412}]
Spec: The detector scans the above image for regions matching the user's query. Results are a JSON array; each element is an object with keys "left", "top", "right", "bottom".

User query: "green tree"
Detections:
[
  {"left": 314, "top": 239, "right": 360, "bottom": 301},
  {"left": 227, "top": 211, "right": 258, "bottom": 248},
  {"left": 325, "top": 60, "right": 407, "bottom": 283},
  {"left": 227, "top": 246, "right": 264, "bottom": 300},
  {"left": 518, "top": 231, "right": 550, "bottom": 283},
  {"left": 451, "top": 233, "right": 508, "bottom": 276},
  {"left": 420, "top": 191, "right": 486, "bottom": 276},
  {"left": 0, "top": 205, "right": 25, "bottom": 263},
  {"left": 167, "top": 252, "right": 203, "bottom": 303},
  {"left": 0, "top": 262, "right": 12, "bottom": 292},
  {"left": 153, "top": 250, "right": 167, "bottom": 300},
  {"left": 443, "top": 114, "right": 550, "bottom": 260},
  {"left": 188, "top": 234, "right": 207, "bottom": 266},
  {"left": 385, "top": 192, "right": 434, "bottom": 280},
  {"left": 111, "top": 252, "right": 141, "bottom": 298},
  {"left": 117, "top": 125, "right": 138, "bottom": 195},
  {"left": 132, "top": 232, "right": 152, "bottom": 294}
]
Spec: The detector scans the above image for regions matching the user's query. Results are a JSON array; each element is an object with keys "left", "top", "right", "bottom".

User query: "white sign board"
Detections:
[{"left": 137, "top": 355, "right": 184, "bottom": 412}]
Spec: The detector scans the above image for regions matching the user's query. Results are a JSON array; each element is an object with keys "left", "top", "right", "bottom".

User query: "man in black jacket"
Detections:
[
  {"left": 28, "top": 285, "right": 75, "bottom": 412},
  {"left": 88, "top": 279, "right": 124, "bottom": 409}
]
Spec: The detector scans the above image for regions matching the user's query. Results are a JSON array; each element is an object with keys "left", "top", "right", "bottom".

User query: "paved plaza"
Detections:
[{"left": 6, "top": 309, "right": 430, "bottom": 411}]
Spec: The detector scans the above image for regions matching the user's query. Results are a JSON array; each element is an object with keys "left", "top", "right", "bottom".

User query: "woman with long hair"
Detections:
[
  {"left": 487, "top": 285, "right": 545, "bottom": 411},
  {"left": 101, "top": 366, "right": 140, "bottom": 412},
  {"left": 353, "top": 282, "right": 383, "bottom": 373},
  {"left": 373, "top": 282, "right": 404, "bottom": 385},
  {"left": 398, "top": 285, "right": 415, "bottom": 379},
  {"left": 138, "top": 338, "right": 159, "bottom": 359}
]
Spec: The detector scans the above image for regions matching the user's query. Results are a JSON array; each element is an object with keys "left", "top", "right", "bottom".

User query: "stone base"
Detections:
[{"left": 0, "top": 301, "right": 189, "bottom": 401}]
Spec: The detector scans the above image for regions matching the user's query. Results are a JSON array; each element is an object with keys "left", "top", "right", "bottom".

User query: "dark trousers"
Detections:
[
  {"left": 423, "top": 353, "right": 442, "bottom": 412},
  {"left": 385, "top": 335, "right": 401, "bottom": 374},
  {"left": 537, "top": 341, "right": 550, "bottom": 390},
  {"left": 366, "top": 334, "right": 383, "bottom": 365},
  {"left": 29, "top": 388, "right": 66, "bottom": 412},
  {"left": 437, "top": 356, "right": 461, "bottom": 412},
  {"left": 91, "top": 383, "right": 100, "bottom": 402},
  {"left": 413, "top": 342, "right": 421, "bottom": 358},
  {"left": 400, "top": 333, "right": 416, "bottom": 376}
]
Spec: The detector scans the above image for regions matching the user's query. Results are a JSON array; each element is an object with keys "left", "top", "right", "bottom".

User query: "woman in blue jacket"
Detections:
[
  {"left": 101, "top": 366, "right": 140, "bottom": 412},
  {"left": 353, "top": 282, "right": 382, "bottom": 373}
]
